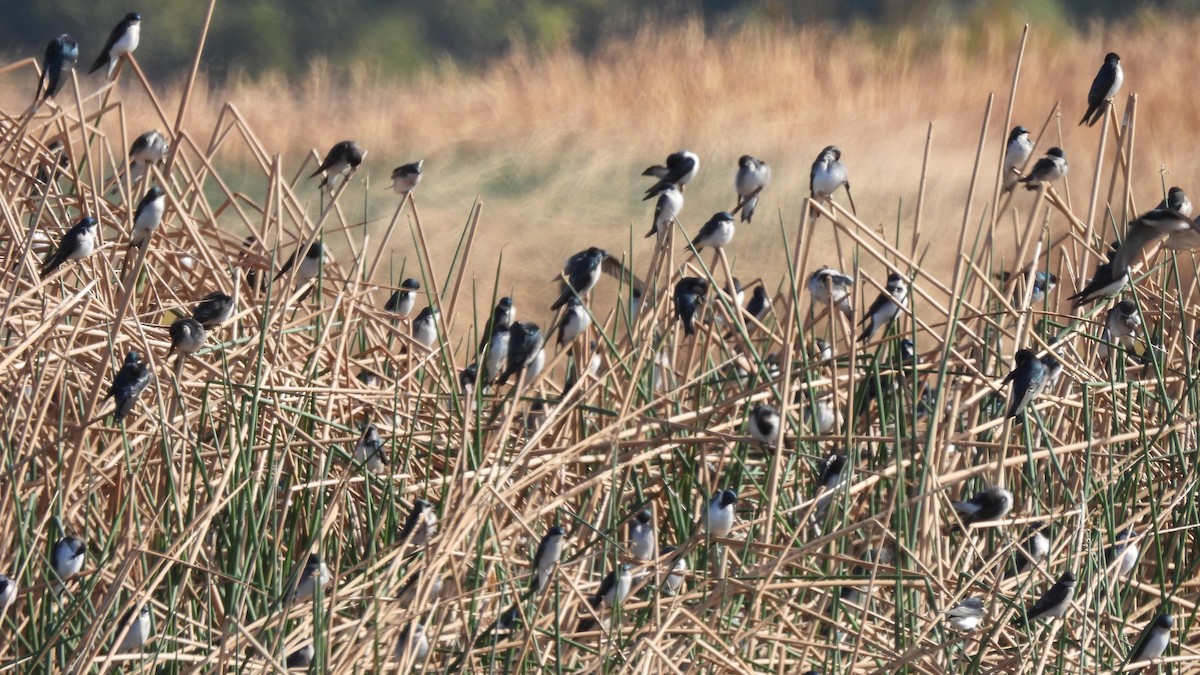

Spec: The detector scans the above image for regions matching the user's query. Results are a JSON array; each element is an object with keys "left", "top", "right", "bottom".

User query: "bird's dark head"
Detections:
[
  {"left": 1169, "top": 186, "right": 1185, "bottom": 198},
  {"left": 1060, "top": 571, "right": 1076, "bottom": 584},
  {"left": 417, "top": 307, "right": 435, "bottom": 321},
  {"left": 125, "top": 13, "right": 142, "bottom": 23},
  {"left": 1044, "top": 272, "right": 1058, "bottom": 285},
  {"left": 1105, "top": 52, "right": 1120, "bottom": 63},
  {"left": 498, "top": 297, "right": 513, "bottom": 309},
  {"left": 900, "top": 338, "right": 916, "bottom": 359},
  {"left": 61, "top": 34, "right": 78, "bottom": 48},
  {"left": 719, "top": 489, "right": 738, "bottom": 507},
  {"left": 753, "top": 284, "right": 768, "bottom": 298},
  {"left": 414, "top": 498, "right": 432, "bottom": 511},
  {"left": 820, "top": 145, "right": 841, "bottom": 160},
  {"left": 635, "top": 509, "right": 652, "bottom": 524},
  {"left": 1010, "top": 125, "right": 1029, "bottom": 138},
  {"left": 305, "top": 553, "right": 323, "bottom": 569},
  {"left": 145, "top": 185, "right": 164, "bottom": 199},
  {"left": 1114, "top": 298, "right": 1138, "bottom": 314},
  {"left": 1047, "top": 147, "right": 1066, "bottom": 159},
  {"left": 1014, "top": 348, "right": 1038, "bottom": 364},
  {"left": 307, "top": 241, "right": 323, "bottom": 258},
  {"left": 1156, "top": 613, "right": 1174, "bottom": 629},
  {"left": 738, "top": 155, "right": 754, "bottom": 168},
  {"left": 886, "top": 272, "right": 906, "bottom": 287},
  {"left": 80, "top": 216, "right": 98, "bottom": 229},
  {"left": 401, "top": 278, "right": 420, "bottom": 291},
  {"left": 586, "top": 246, "right": 608, "bottom": 260},
  {"left": 1117, "top": 526, "right": 1137, "bottom": 540},
  {"left": 547, "top": 525, "right": 565, "bottom": 537},
  {"left": 728, "top": 277, "right": 743, "bottom": 293},
  {"left": 716, "top": 211, "right": 735, "bottom": 222},
  {"left": 124, "top": 350, "right": 141, "bottom": 365}
]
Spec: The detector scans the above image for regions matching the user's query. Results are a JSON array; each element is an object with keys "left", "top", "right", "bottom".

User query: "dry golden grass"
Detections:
[{"left": 1, "top": 17, "right": 1200, "bottom": 674}]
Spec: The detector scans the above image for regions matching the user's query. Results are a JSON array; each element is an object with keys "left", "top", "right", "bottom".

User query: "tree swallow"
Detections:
[
  {"left": 951, "top": 485, "right": 1013, "bottom": 527},
  {"left": 108, "top": 350, "right": 153, "bottom": 423},
  {"left": 530, "top": 526, "right": 566, "bottom": 594},
  {"left": 88, "top": 13, "right": 140, "bottom": 78},
  {"left": 398, "top": 499, "right": 438, "bottom": 546},
  {"left": 643, "top": 150, "right": 699, "bottom": 197},
  {"left": 1015, "top": 570, "right": 1076, "bottom": 625},
  {"left": 735, "top": 155, "right": 771, "bottom": 223},
  {"left": 802, "top": 395, "right": 843, "bottom": 435},
  {"left": 394, "top": 622, "right": 430, "bottom": 666},
  {"left": 0, "top": 575, "right": 15, "bottom": 616},
  {"left": 706, "top": 489, "right": 737, "bottom": 537},
  {"left": 1158, "top": 186, "right": 1192, "bottom": 217},
  {"left": 997, "top": 270, "right": 1057, "bottom": 304},
  {"left": 688, "top": 211, "right": 735, "bottom": 251},
  {"left": 409, "top": 306, "right": 439, "bottom": 349},
  {"left": 745, "top": 284, "right": 770, "bottom": 323},
  {"left": 1041, "top": 338, "right": 1066, "bottom": 391},
  {"left": 659, "top": 546, "right": 687, "bottom": 596},
  {"left": 946, "top": 597, "right": 985, "bottom": 632},
  {"left": 592, "top": 564, "right": 633, "bottom": 610},
  {"left": 129, "top": 186, "right": 165, "bottom": 249},
  {"left": 483, "top": 324, "right": 511, "bottom": 384},
  {"left": 390, "top": 160, "right": 424, "bottom": 195},
  {"left": 353, "top": 423, "right": 386, "bottom": 472},
  {"left": 289, "top": 553, "right": 331, "bottom": 604},
  {"left": 551, "top": 247, "right": 608, "bottom": 310},
  {"left": 748, "top": 403, "right": 780, "bottom": 447},
  {"left": 167, "top": 317, "right": 206, "bottom": 359},
  {"left": 808, "top": 267, "right": 854, "bottom": 317},
  {"left": 274, "top": 242, "right": 324, "bottom": 284},
  {"left": 1003, "top": 126, "right": 1034, "bottom": 192},
  {"left": 1105, "top": 527, "right": 1140, "bottom": 576},
  {"left": 124, "top": 130, "right": 170, "bottom": 187},
  {"left": 629, "top": 510, "right": 656, "bottom": 562},
  {"left": 285, "top": 644, "right": 314, "bottom": 669},
  {"left": 37, "top": 35, "right": 79, "bottom": 103},
  {"left": 115, "top": 604, "right": 151, "bottom": 653},
  {"left": 498, "top": 322, "right": 543, "bottom": 385},
  {"left": 1110, "top": 207, "right": 1194, "bottom": 274},
  {"left": 51, "top": 536, "right": 86, "bottom": 583},
  {"left": 42, "top": 216, "right": 99, "bottom": 278},
  {"left": 1067, "top": 260, "right": 1129, "bottom": 307},
  {"left": 1125, "top": 613, "right": 1172, "bottom": 669},
  {"left": 310, "top": 141, "right": 366, "bottom": 192},
  {"left": 645, "top": 183, "right": 684, "bottom": 240},
  {"left": 857, "top": 273, "right": 908, "bottom": 343},
  {"left": 809, "top": 145, "right": 857, "bottom": 218},
  {"left": 674, "top": 277, "right": 708, "bottom": 337},
  {"left": 192, "top": 291, "right": 234, "bottom": 329},
  {"left": 385, "top": 278, "right": 420, "bottom": 318},
  {"left": 812, "top": 454, "right": 847, "bottom": 529},
  {"left": 555, "top": 296, "right": 589, "bottom": 347},
  {"left": 1007, "top": 521, "right": 1050, "bottom": 577},
  {"left": 1020, "top": 147, "right": 1068, "bottom": 190},
  {"left": 1079, "top": 52, "right": 1123, "bottom": 127},
  {"left": 1101, "top": 299, "right": 1146, "bottom": 361},
  {"left": 1003, "top": 348, "right": 1047, "bottom": 419}
]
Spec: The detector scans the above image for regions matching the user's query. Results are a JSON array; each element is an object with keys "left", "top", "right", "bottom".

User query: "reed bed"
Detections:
[{"left": 0, "top": 20, "right": 1197, "bottom": 675}]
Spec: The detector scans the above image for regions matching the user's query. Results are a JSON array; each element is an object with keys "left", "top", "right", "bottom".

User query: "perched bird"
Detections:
[
  {"left": 629, "top": 510, "right": 656, "bottom": 561},
  {"left": 411, "top": 307, "right": 439, "bottom": 349},
  {"left": 353, "top": 423, "right": 386, "bottom": 472},
  {"left": 530, "top": 526, "right": 566, "bottom": 594},
  {"left": 483, "top": 321, "right": 511, "bottom": 384},
  {"left": 1079, "top": 52, "right": 1123, "bottom": 127},
  {"left": 1040, "top": 338, "right": 1066, "bottom": 391},
  {"left": 551, "top": 247, "right": 608, "bottom": 311},
  {"left": 645, "top": 183, "right": 684, "bottom": 240},
  {"left": 591, "top": 564, "right": 633, "bottom": 610},
  {"left": 115, "top": 604, "right": 151, "bottom": 653},
  {"left": 1105, "top": 527, "right": 1140, "bottom": 577},
  {"left": 498, "top": 322, "right": 544, "bottom": 385},
  {"left": 385, "top": 278, "right": 421, "bottom": 318},
  {"left": 1101, "top": 299, "right": 1146, "bottom": 360},
  {"left": 289, "top": 553, "right": 331, "bottom": 604},
  {"left": 51, "top": 536, "right": 86, "bottom": 583},
  {"left": 1016, "top": 571, "right": 1076, "bottom": 625},
  {"left": 808, "top": 267, "right": 854, "bottom": 316},
  {"left": 1067, "top": 261, "right": 1129, "bottom": 308},
  {"left": 123, "top": 130, "right": 170, "bottom": 187},
  {"left": 724, "top": 278, "right": 745, "bottom": 310},
  {"left": 398, "top": 499, "right": 438, "bottom": 545},
  {"left": 1110, "top": 207, "right": 1195, "bottom": 274},
  {"left": 1125, "top": 613, "right": 1172, "bottom": 669},
  {"left": 673, "top": 277, "right": 709, "bottom": 337},
  {"left": 1008, "top": 521, "right": 1051, "bottom": 577},
  {"left": 285, "top": 644, "right": 314, "bottom": 669},
  {"left": 745, "top": 284, "right": 770, "bottom": 322},
  {"left": 688, "top": 211, "right": 735, "bottom": 251},
  {"left": 391, "top": 160, "right": 424, "bottom": 195},
  {"left": 107, "top": 350, "right": 153, "bottom": 423},
  {"left": 811, "top": 337, "right": 833, "bottom": 362},
  {"left": 857, "top": 273, "right": 908, "bottom": 343},
  {"left": 1003, "top": 349, "right": 1047, "bottom": 419},
  {"left": 809, "top": 145, "right": 857, "bottom": 218},
  {"left": 660, "top": 546, "right": 687, "bottom": 596},
  {"left": 1158, "top": 186, "right": 1192, "bottom": 217},
  {"left": 34, "top": 139, "right": 71, "bottom": 186},
  {"left": 1020, "top": 147, "right": 1068, "bottom": 190},
  {"left": 748, "top": 403, "right": 780, "bottom": 447},
  {"left": 458, "top": 363, "right": 478, "bottom": 396},
  {"left": 946, "top": 597, "right": 986, "bottom": 632},
  {"left": 129, "top": 186, "right": 165, "bottom": 249},
  {"left": 706, "top": 489, "right": 737, "bottom": 538},
  {"left": 802, "top": 395, "right": 843, "bottom": 435},
  {"left": 0, "top": 575, "right": 15, "bottom": 616},
  {"left": 273, "top": 242, "right": 324, "bottom": 284},
  {"left": 192, "top": 291, "right": 235, "bottom": 329},
  {"left": 488, "top": 297, "right": 516, "bottom": 337},
  {"left": 555, "top": 296, "right": 589, "bottom": 347},
  {"left": 951, "top": 485, "right": 1013, "bottom": 527},
  {"left": 643, "top": 151, "right": 699, "bottom": 197},
  {"left": 998, "top": 270, "right": 1057, "bottom": 305},
  {"left": 37, "top": 35, "right": 79, "bottom": 103},
  {"left": 88, "top": 13, "right": 141, "bottom": 78},
  {"left": 394, "top": 622, "right": 430, "bottom": 666},
  {"left": 812, "top": 454, "right": 847, "bottom": 528},
  {"left": 310, "top": 141, "right": 366, "bottom": 192},
  {"left": 1002, "top": 126, "right": 1034, "bottom": 192},
  {"left": 41, "top": 216, "right": 99, "bottom": 277},
  {"left": 167, "top": 317, "right": 206, "bottom": 359},
  {"left": 735, "top": 155, "right": 771, "bottom": 222}
]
